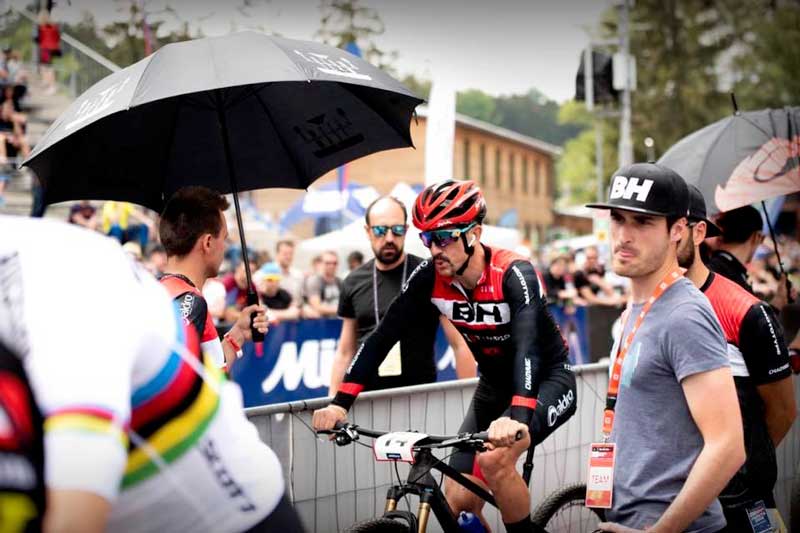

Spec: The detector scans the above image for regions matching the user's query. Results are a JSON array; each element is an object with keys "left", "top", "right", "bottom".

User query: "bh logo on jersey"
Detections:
[
  {"left": 609, "top": 176, "right": 654, "bottom": 203},
  {"left": 433, "top": 299, "right": 512, "bottom": 326}
]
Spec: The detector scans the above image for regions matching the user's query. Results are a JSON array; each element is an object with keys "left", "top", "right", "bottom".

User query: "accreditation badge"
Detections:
[
  {"left": 377, "top": 342, "right": 402, "bottom": 377},
  {"left": 585, "top": 442, "right": 615, "bottom": 509}
]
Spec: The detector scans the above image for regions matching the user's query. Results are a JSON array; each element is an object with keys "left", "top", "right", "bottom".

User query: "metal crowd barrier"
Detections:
[{"left": 246, "top": 364, "right": 800, "bottom": 532}]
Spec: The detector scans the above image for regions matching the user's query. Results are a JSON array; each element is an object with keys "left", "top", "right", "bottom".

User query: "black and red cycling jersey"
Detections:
[
  {"left": 332, "top": 245, "right": 570, "bottom": 425},
  {"left": 160, "top": 273, "right": 225, "bottom": 369},
  {"left": 701, "top": 271, "right": 791, "bottom": 508}
]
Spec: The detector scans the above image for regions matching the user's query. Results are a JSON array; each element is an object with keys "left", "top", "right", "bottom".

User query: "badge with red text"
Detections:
[{"left": 585, "top": 442, "right": 615, "bottom": 509}]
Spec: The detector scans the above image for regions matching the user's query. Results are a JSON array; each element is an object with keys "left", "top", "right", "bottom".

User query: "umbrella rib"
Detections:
[
  {"left": 253, "top": 88, "right": 309, "bottom": 188},
  {"left": 127, "top": 54, "right": 158, "bottom": 107}
]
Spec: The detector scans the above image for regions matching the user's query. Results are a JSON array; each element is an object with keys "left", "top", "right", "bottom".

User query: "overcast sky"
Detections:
[{"left": 36, "top": 0, "right": 612, "bottom": 102}]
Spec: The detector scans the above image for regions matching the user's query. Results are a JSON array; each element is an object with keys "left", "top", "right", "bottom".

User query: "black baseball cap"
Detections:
[
  {"left": 716, "top": 205, "right": 764, "bottom": 243},
  {"left": 687, "top": 185, "right": 721, "bottom": 237},
  {"left": 586, "top": 162, "right": 690, "bottom": 218}
]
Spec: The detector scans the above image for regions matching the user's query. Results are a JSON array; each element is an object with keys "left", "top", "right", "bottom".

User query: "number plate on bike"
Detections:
[{"left": 373, "top": 432, "right": 428, "bottom": 463}]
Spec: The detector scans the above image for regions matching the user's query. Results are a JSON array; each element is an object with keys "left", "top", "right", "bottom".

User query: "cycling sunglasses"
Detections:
[
  {"left": 370, "top": 224, "right": 408, "bottom": 238},
  {"left": 419, "top": 222, "right": 476, "bottom": 249}
]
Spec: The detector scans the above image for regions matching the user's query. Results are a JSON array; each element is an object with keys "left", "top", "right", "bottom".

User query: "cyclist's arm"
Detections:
[
  {"left": 503, "top": 261, "right": 549, "bottom": 425},
  {"left": 330, "top": 260, "right": 436, "bottom": 411},
  {"left": 329, "top": 318, "right": 358, "bottom": 396},
  {"left": 739, "top": 303, "right": 795, "bottom": 445},
  {"left": 441, "top": 316, "right": 476, "bottom": 378},
  {"left": 651, "top": 367, "right": 745, "bottom": 533},
  {"left": 44, "top": 490, "right": 110, "bottom": 533}
]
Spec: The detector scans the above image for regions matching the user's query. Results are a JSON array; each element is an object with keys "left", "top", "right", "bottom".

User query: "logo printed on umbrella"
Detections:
[
  {"left": 294, "top": 108, "right": 365, "bottom": 158},
  {"left": 293, "top": 50, "right": 372, "bottom": 81},
  {"left": 65, "top": 76, "right": 131, "bottom": 131}
]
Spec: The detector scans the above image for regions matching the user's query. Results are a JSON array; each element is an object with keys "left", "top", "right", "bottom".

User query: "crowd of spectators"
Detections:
[{"left": 0, "top": 45, "right": 31, "bottom": 206}]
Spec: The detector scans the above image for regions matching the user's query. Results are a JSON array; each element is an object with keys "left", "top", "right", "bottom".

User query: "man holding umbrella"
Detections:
[{"left": 158, "top": 186, "right": 268, "bottom": 371}]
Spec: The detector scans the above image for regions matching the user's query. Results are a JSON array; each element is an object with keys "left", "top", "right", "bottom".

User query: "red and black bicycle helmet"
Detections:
[{"left": 412, "top": 180, "right": 487, "bottom": 231}]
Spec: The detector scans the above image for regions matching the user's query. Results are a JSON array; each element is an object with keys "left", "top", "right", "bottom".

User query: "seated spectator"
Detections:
[
  {"left": 573, "top": 245, "right": 623, "bottom": 306},
  {"left": 347, "top": 250, "right": 364, "bottom": 272},
  {"left": 303, "top": 250, "right": 342, "bottom": 319},
  {"left": 144, "top": 243, "right": 167, "bottom": 278},
  {"left": 35, "top": 10, "right": 61, "bottom": 95},
  {"left": 221, "top": 260, "right": 257, "bottom": 324},
  {"left": 101, "top": 201, "right": 154, "bottom": 249},
  {"left": 68, "top": 200, "right": 98, "bottom": 231},
  {"left": 257, "top": 263, "right": 300, "bottom": 324},
  {"left": 0, "top": 97, "right": 30, "bottom": 164}
]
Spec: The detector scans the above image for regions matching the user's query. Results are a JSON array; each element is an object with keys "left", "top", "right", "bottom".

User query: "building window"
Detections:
[
  {"left": 479, "top": 144, "right": 486, "bottom": 186},
  {"left": 509, "top": 153, "right": 516, "bottom": 192},
  {"left": 522, "top": 157, "right": 529, "bottom": 194},
  {"left": 463, "top": 138, "right": 471, "bottom": 179},
  {"left": 495, "top": 148, "right": 502, "bottom": 189},
  {"left": 524, "top": 221, "right": 532, "bottom": 240},
  {"left": 534, "top": 158, "right": 540, "bottom": 196}
]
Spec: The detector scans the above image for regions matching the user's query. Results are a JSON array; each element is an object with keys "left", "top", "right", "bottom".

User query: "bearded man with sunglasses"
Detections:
[
  {"left": 329, "top": 195, "right": 474, "bottom": 395},
  {"left": 314, "top": 181, "right": 576, "bottom": 533}
]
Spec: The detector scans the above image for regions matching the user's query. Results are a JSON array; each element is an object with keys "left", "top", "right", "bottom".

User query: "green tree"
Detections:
[
  {"left": 316, "top": 0, "right": 396, "bottom": 71},
  {"left": 456, "top": 89, "right": 496, "bottom": 123}
]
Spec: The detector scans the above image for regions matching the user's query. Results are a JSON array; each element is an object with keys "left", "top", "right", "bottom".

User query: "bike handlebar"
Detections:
[{"left": 320, "top": 422, "right": 523, "bottom": 448}]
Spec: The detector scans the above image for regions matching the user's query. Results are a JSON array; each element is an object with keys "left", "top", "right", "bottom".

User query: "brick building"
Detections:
[{"left": 253, "top": 107, "right": 561, "bottom": 243}]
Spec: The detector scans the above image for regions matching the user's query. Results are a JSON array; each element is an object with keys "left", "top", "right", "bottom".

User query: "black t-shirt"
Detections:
[
  {"left": 573, "top": 266, "right": 605, "bottom": 295},
  {"left": 261, "top": 288, "right": 292, "bottom": 310},
  {"left": 542, "top": 271, "right": 567, "bottom": 304},
  {"left": 708, "top": 250, "right": 753, "bottom": 294},
  {"left": 337, "top": 254, "right": 438, "bottom": 390}
]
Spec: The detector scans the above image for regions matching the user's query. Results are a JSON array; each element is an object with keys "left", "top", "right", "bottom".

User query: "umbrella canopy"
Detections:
[
  {"left": 23, "top": 31, "right": 422, "bottom": 211},
  {"left": 658, "top": 107, "right": 800, "bottom": 215}
]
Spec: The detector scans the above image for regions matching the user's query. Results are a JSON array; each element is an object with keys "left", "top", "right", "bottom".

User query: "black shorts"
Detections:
[{"left": 449, "top": 364, "right": 577, "bottom": 478}]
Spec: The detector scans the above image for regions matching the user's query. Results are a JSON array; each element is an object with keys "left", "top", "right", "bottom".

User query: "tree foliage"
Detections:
[{"left": 315, "top": 0, "right": 396, "bottom": 70}]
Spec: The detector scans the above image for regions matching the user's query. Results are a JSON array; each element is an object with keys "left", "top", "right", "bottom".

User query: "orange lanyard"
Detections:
[{"left": 602, "top": 269, "right": 684, "bottom": 438}]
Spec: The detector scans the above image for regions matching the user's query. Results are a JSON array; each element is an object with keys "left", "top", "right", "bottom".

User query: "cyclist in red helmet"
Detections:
[{"left": 314, "top": 180, "right": 576, "bottom": 533}]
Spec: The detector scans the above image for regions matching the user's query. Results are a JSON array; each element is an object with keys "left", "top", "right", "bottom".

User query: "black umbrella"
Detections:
[
  {"left": 658, "top": 104, "right": 799, "bottom": 215},
  {"left": 658, "top": 101, "right": 799, "bottom": 297},
  {"left": 22, "top": 31, "right": 422, "bottom": 339}
]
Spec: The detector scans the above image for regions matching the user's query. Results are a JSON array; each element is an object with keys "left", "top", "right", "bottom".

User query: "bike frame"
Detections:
[{"left": 381, "top": 446, "right": 546, "bottom": 533}]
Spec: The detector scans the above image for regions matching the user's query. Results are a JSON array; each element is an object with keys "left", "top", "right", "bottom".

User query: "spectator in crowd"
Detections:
[
  {"left": 203, "top": 277, "right": 227, "bottom": 326},
  {"left": 221, "top": 259, "right": 257, "bottom": 324},
  {"left": 270, "top": 239, "right": 305, "bottom": 307},
  {"left": 257, "top": 262, "right": 300, "bottom": 324},
  {"left": 542, "top": 253, "right": 581, "bottom": 306},
  {"left": 346, "top": 250, "right": 364, "bottom": 272},
  {"left": 330, "top": 196, "right": 475, "bottom": 396},
  {"left": 303, "top": 250, "right": 341, "bottom": 318},
  {"left": 678, "top": 185, "right": 794, "bottom": 530},
  {"left": 573, "top": 246, "right": 623, "bottom": 306},
  {"left": 67, "top": 200, "right": 98, "bottom": 231},
  {"left": 589, "top": 163, "right": 743, "bottom": 533},
  {"left": 158, "top": 186, "right": 267, "bottom": 370},
  {"left": 144, "top": 243, "right": 167, "bottom": 278},
  {"left": 34, "top": 9, "right": 61, "bottom": 95},
  {"left": 101, "top": 201, "right": 155, "bottom": 250}
]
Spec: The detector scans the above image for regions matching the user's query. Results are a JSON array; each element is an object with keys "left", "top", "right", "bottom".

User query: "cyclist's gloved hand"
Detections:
[
  {"left": 312, "top": 405, "right": 348, "bottom": 434},
  {"left": 485, "top": 416, "right": 530, "bottom": 450}
]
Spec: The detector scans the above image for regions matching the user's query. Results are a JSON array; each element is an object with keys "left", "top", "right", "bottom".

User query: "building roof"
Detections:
[{"left": 415, "top": 105, "right": 563, "bottom": 157}]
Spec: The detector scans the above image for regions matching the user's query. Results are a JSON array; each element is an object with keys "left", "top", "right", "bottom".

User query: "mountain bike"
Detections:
[{"left": 319, "top": 422, "right": 604, "bottom": 533}]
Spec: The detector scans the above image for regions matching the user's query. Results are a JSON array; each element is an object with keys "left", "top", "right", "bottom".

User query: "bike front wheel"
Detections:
[
  {"left": 531, "top": 483, "right": 605, "bottom": 533},
  {"left": 344, "top": 515, "right": 414, "bottom": 533}
]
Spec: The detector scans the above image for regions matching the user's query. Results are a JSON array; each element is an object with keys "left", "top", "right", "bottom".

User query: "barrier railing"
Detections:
[{"left": 246, "top": 364, "right": 799, "bottom": 532}]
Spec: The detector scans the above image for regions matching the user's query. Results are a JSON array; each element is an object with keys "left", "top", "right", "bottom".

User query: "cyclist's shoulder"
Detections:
[{"left": 404, "top": 256, "right": 436, "bottom": 287}]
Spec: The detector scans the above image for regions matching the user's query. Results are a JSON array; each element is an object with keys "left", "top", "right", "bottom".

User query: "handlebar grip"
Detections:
[{"left": 472, "top": 430, "right": 524, "bottom": 442}]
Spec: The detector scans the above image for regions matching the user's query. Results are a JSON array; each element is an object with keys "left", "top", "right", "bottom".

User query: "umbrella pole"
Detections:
[
  {"left": 215, "top": 89, "right": 265, "bottom": 342},
  {"left": 761, "top": 200, "right": 793, "bottom": 304}
]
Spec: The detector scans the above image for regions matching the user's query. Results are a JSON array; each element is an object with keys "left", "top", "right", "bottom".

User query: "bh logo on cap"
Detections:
[{"left": 609, "top": 176, "right": 654, "bottom": 203}]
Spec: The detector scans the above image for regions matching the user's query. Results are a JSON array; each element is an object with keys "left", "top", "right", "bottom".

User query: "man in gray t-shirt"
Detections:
[
  {"left": 588, "top": 163, "right": 744, "bottom": 533},
  {"left": 608, "top": 278, "right": 730, "bottom": 531}
]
